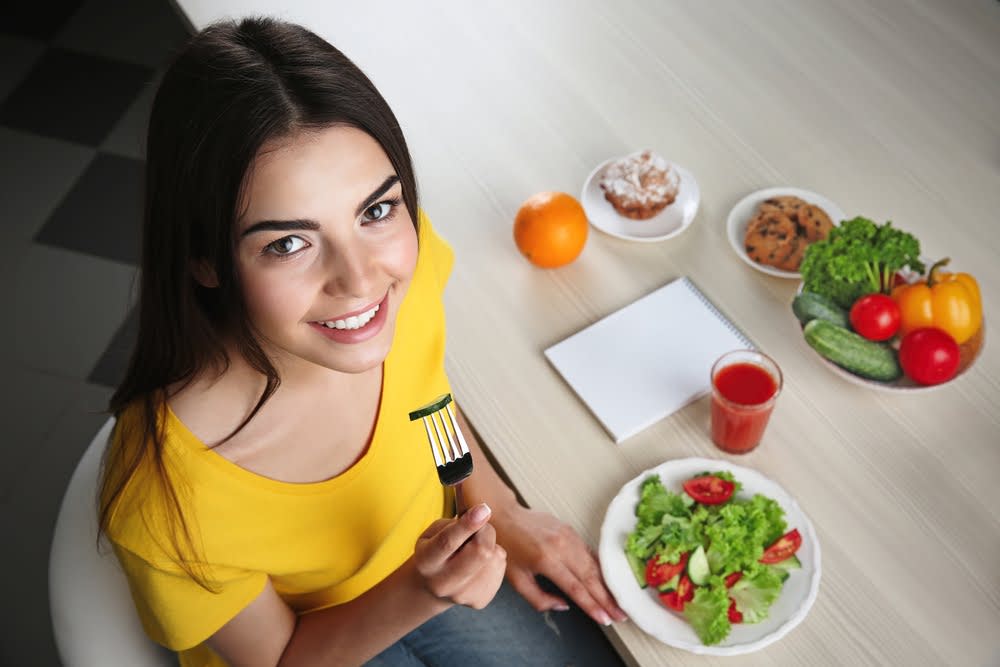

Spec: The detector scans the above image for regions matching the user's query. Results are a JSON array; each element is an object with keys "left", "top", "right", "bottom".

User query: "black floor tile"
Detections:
[
  {"left": 0, "top": 126, "right": 95, "bottom": 242},
  {"left": 1, "top": 1, "right": 84, "bottom": 40},
  {"left": 88, "top": 306, "right": 137, "bottom": 388},
  {"left": 0, "top": 47, "right": 153, "bottom": 146},
  {"left": 0, "top": 34, "right": 47, "bottom": 101},
  {"left": 35, "top": 151, "right": 143, "bottom": 263}
]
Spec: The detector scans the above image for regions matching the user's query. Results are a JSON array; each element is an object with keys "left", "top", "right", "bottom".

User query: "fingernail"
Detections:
[
  {"left": 552, "top": 603, "right": 570, "bottom": 612},
  {"left": 597, "top": 610, "right": 612, "bottom": 626},
  {"left": 468, "top": 503, "right": 491, "bottom": 523}
]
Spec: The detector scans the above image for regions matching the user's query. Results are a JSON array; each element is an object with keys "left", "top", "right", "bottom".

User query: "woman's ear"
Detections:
[{"left": 191, "top": 259, "right": 219, "bottom": 288}]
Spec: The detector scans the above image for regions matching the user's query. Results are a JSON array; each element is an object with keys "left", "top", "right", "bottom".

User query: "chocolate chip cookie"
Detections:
[{"left": 744, "top": 210, "right": 798, "bottom": 267}]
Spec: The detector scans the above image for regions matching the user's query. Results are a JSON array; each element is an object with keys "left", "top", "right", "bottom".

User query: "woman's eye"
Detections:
[
  {"left": 264, "top": 235, "right": 307, "bottom": 256},
  {"left": 363, "top": 200, "right": 394, "bottom": 222}
]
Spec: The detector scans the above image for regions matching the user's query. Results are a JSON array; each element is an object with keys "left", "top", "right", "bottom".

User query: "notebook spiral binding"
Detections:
[{"left": 680, "top": 277, "right": 756, "bottom": 350}]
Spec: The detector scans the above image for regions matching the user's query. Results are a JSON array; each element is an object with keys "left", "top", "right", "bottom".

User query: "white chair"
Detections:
[{"left": 49, "top": 417, "right": 174, "bottom": 666}]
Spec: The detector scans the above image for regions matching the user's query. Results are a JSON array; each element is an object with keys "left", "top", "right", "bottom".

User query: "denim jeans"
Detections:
[{"left": 365, "top": 579, "right": 625, "bottom": 667}]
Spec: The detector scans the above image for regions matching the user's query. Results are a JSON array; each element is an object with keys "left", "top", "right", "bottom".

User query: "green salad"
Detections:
[{"left": 624, "top": 472, "right": 803, "bottom": 645}]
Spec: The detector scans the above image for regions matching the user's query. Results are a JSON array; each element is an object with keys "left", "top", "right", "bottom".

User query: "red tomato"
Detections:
[
  {"left": 682, "top": 475, "right": 735, "bottom": 505},
  {"left": 659, "top": 575, "right": 695, "bottom": 611},
  {"left": 760, "top": 529, "right": 802, "bottom": 564},
  {"left": 849, "top": 294, "right": 901, "bottom": 341},
  {"left": 898, "top": 327, "right": 960, "bottom": 385},
  {"left": 724, "top": 572, "right": 742, "bottom": 588},
  {"left": 645, "top": 552, "right": 689, "bottom": 589},
  {"left": 727, "top": 598, "right": 743, "bottom": 623}
]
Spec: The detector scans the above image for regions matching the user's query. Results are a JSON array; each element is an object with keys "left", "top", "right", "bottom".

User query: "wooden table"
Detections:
[{"left": 177, "top": 2, "right": 1000, "bottom": 664}]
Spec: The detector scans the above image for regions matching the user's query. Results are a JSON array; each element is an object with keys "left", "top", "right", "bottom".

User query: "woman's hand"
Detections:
[
  {"left": 491, "top": 505, "right": 628, "bottom": 626},
  {"left": 412, "top": 503, "right": 507, "bottom": 609}
]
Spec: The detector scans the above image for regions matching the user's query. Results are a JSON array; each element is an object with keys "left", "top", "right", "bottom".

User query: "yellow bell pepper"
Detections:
[{"left": 891, "top": 258, "right": 982, "bottom": 344}]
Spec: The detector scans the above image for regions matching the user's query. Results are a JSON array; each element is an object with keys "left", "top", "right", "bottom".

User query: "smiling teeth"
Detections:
[{"left": 320, "top": 304, "right": 379, "bottom": 330}]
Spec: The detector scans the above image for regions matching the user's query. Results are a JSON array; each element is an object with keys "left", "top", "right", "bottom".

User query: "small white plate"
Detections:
[
  {"left": 726, "top": 187, "right": 846, "bottom": 279},
  {"left": 599, "top": 457, "right": 821, "bottom": 656},
  {"left": 581, "top": 154, "right": 700, "bottom": 243}
]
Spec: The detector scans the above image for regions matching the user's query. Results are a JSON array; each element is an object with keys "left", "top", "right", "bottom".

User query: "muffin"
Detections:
[{"left": 600, "top": 150, "right": 680, "bottom": 220}]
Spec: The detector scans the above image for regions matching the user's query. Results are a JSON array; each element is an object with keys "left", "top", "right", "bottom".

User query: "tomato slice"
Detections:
[
  {"left": 658, "top": 589, "right": 681, "bottom": 611},
  {"left": 724, "top": 572, "right": 742, "bottom": 588},
  {"left": 759, "top": 529, "right": 802, "bottom": 564},
  {"left": 682, "top": 475, "right": 735, "bottom": 505},
  {"left": 659, "top": 575, "right": 695, "bottom": 612},
  {"left": 644, "top": 551, "right": 689, "bottom": 589},
  {"left": 728, "top": 598, "right": 743, "bottom": 623}
]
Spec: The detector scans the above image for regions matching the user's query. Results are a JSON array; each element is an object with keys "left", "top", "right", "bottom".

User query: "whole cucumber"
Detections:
[
  {"left": 803, "top": 319, "right": 902, "bottom": 381},
  {"left": 792, "top": 291, "right": 849, "bottom": 328}
]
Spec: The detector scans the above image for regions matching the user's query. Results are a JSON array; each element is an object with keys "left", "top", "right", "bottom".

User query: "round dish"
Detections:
[
  {"left": 581, "top": 154, "right": 700, "bottom": 243},
  {"left": 598, "top": 457, "right": 821, "bottom": 656},
  {"left": 793, "top": 291, "right": 986, "bottom": 393},
  {"left": 727, "top": 187, "right": 846, "bottom": 278}
]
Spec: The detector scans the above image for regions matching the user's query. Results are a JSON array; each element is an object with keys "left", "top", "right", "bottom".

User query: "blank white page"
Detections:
[{"left": 544, "top": 277, "right": 753, "bottom": 443}]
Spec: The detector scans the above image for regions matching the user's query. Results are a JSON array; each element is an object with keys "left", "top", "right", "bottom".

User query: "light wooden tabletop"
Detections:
[{"left": 178, "top": 1, "right": 1000, "bottom": 664}]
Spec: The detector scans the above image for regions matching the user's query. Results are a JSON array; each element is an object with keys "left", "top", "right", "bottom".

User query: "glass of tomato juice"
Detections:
[{"left": 710, "top": 350, "right": 782, "bottom": 454}]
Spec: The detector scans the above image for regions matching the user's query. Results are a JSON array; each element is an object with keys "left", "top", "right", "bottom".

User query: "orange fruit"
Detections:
[{"left": 513, "top": 192, "right": 589, "bottom": 268}]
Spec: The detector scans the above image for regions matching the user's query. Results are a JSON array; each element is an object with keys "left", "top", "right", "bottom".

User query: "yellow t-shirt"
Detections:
[{"left": 107, "top": 212, "right": 454, "bottom": 666}]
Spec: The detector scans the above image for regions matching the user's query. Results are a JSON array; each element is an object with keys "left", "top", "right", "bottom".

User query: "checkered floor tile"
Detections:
[{"left": 2, "top": 0, "right": 189, "bottom": 388}]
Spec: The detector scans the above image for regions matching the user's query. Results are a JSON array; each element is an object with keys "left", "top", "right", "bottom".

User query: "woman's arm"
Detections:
[
  {"left": 455, "top": 406, "right": 628, "bottom": 627},
  {"left": 207, "top": 506, "right": 505, "bottom": 667}
]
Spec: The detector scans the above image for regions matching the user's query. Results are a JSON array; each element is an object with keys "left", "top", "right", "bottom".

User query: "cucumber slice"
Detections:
[
  {"left": 771, "top": 554, "right": 802, "bottom": 572},
  {"left": 657, "top": 574, "right": 680, "bottom": 593},
  {"left": 625, "top": 550, "right": 647, "bottom": 589},
  {"left": 767, "top": 554, "right": 802, "bottom": 582},
  {"left": 688, "top": 545, "right": 710, "bottom": 585}
]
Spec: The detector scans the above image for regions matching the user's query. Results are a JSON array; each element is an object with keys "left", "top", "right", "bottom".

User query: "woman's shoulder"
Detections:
[{"left": 166, "top": 359, "right": 264, "bottom": 446}]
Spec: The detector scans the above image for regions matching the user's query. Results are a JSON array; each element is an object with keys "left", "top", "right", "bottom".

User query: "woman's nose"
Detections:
[{"left": 323, "top": 243, "right": 375, "bottom": 297}]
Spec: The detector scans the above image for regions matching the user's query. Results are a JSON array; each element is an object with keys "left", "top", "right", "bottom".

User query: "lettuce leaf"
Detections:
[
  {"left": 704, "top": 495, "right": 786, "bottom": 575},
  {"left": 635, "top": 476, "right": 693, "bottom": 526},
  {"left": 683, "top": 583, "right": 731, "bottom": 645},
  {"left": 729, "top": 567, "right": 783, "bottom": 624}
]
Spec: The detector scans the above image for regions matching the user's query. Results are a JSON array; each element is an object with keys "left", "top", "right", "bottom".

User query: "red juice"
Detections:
[{"left": 711, "top": 358, "right": 781, "bottom": 454}]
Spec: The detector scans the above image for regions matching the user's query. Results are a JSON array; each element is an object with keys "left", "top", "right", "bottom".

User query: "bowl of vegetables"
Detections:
[{"left": 793, "top": 216, "right": 984, "bottom": 391}]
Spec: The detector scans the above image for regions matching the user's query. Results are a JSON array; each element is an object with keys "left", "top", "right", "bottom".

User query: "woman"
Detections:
[{"left": 99, "top": 16, "right": 626, "bottom": 667}]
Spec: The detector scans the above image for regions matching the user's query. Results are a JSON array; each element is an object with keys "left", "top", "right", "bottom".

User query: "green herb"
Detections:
[{"left": 800, "top": 216, "right": 924, "bottom": 308}]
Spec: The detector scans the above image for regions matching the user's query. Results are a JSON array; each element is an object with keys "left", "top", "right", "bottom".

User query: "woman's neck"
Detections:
[{"left": 169, "top": 341, "right": 382, "bottom": 450}]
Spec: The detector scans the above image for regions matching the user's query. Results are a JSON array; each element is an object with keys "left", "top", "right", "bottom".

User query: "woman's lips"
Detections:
[
  {"left": 309, "top": 293, "right": 389, "bottom": 344},
  {"left": 319, "top": 295, "right": 385, "bottom": 323}
]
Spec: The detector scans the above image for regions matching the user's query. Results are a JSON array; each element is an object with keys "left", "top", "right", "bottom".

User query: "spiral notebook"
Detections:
[{"left": 544, "top": 277, "right": 753, "bottom": 443}]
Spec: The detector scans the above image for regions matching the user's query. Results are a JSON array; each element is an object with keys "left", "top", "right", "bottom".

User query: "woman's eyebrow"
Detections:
[
  {"left": 241, "top": 218, "right": 320, "bottom": 238},
  {"left": 355, "top": 175, "right": 400, "bottom": 216},
  {"left": 240, "top": 175, "right": 400, "bottom": 238}
]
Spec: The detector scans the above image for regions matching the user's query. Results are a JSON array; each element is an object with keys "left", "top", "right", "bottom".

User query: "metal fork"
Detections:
[{"left": 409, "top": 393, "right": 473, "bottom": 515}]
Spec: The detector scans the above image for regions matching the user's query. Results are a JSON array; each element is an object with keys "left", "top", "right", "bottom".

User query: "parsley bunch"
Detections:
[{"left": 799, "top": 216, "right": 924, "bottom": 308}]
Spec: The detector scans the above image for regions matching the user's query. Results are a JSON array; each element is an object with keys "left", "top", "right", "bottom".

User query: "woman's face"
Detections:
[{"left": 233, "top": 126, "right": 418, "bottom": 376}]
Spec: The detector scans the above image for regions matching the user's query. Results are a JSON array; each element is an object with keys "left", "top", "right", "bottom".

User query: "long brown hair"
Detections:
[{"left": 98, "top": 17, "right": 420, "bottom": 587}]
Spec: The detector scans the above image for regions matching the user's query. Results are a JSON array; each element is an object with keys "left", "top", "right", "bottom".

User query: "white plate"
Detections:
[
  {"left": 599, "top": 457, "right": 821, "bottom": 656},
  {"left": 726, "top": 187, "right": 846, "bottom": 279},
  {"left": 581, "top": 153, "right": 700, "bottom": 243}
]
